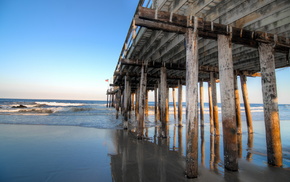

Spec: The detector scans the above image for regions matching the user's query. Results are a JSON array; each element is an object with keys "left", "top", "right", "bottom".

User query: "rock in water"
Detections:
[{"left": 12, "top": 105, "right": 27, "bottom": 108}]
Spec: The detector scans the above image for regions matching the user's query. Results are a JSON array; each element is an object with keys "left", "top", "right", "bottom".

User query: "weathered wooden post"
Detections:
[
  {"left": 211, "top": 72, "right": 220, "bottom": 135},
  {"left": 199, "top": 81, "right": 204, "bottom": 126},
  {"left": 234, "top": 74, "right": 242, "bottom": 134},
  {"left": 123, "top": 75, "right": 131, "bottom": 129},
  {"left": 178, "top": 80, "right": 183, "bottom": 126},
  {"left": 131, "top": 93, "right": 135, "bottom": 111},
  {"left": 218, "top": 34, "right": 238, "bottom": 171},
  {"left": 138, "top": 63, "right": 147, "bottom": 138},
  {"left": 185, "top": 17, "right": 199, "bottom": 178},
  {"left": 258, "top": 43, "right": 282, "bottom": 166},
  {"left": 106, "top": 90, "right": 109, "bottom": 108},
  {"left": 109, "top": 93, "right": 112, "bottom": 108},
  {"left": 240, "top": 75, "right": 253, "bottom": 134},
  {"left": 154, "top": 84, "right": 159, "bottom": 122},
  {"left": 172, "top": 88, "right": 177, "bottom": 120},
  {"left": 111, "top": 94, "right": 115, "bottom": 107},
  {"left": 160, "top": 66, "right": 169, "bottom": 137},
  {"left": 145, "top": 90, "right": 149, "bottom": 117},
  {"left": 208, "top": 81, "right": 214, "bottom": 135},
  {"left": 135, "top": 86, "right": 140, "bottom": 120},
  {"left": 115, "top": 89, "right": 121, "bottom": 119}
]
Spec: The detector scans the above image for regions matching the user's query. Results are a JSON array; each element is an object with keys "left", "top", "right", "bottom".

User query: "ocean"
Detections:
[
  {"left": 1, "top": 98, "right": 290, "bottom": 181},
  {"left": 1, "top": 98, "right": 289, "bottom": 126},
  {"left": 0, "top": 99, "right": 122, "bottom": 129}
]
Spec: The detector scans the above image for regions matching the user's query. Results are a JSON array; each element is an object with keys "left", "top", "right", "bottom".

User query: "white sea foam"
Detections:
[{"left": 35, "top": 102, "right": 84, "bottom": 107}]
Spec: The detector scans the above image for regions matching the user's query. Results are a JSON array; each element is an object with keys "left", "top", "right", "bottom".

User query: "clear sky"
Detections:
[{"left": 0, "top": 0, "right": 289, "bottom": 103}]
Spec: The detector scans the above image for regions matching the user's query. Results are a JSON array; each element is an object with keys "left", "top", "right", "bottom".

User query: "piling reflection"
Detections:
[
  {"left": 210, "top": 135, "right": 214, "bottom": 170},
  {"left": 200, "top": 126, "right": 205, "bottom": 166},
  {"left": 246, "top": 133, "right": 254, "bottom": 161},
  {"left": 110, "top": 129, "right": 187, "bottom": 182},
  {"left": 214, "top": 135, "right": 220, "bottom": 173},
  {"left": 237, "top": 134, "right": 242, "bottom": 158},
  {"left": 178, "top": 126, "right": 184, "bottom": 156}
]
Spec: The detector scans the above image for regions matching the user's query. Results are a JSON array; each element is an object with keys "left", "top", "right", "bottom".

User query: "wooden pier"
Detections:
[{"left": 107, "top": 0, "right": 290, "bottom": 178}]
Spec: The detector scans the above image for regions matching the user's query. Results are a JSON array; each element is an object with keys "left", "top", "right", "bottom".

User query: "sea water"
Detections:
[
  {"left": 1, "top": 98, "right": 289, "bottom": 126},
  {"left": 0, "top": 98, "right": 122, "bottom": 129}
]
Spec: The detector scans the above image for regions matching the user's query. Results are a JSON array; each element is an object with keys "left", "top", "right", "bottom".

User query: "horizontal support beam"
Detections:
[
  {"left": 120, "top": 58, "right": 218, "bottom": 72},
  {"left": 120, "top": 59, "right": 258, "bottom": 76},
  {"left": 136, "top": 6, "right": 290, "bottom": 53}
]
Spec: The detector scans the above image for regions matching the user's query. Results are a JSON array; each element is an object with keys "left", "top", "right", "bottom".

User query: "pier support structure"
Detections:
[
  {"left": 178, "top": 80, "right": 183, "bottom": 126},
  {"left": 135, "top": 86, "right": 140, "bottom": 120},
  {"left": 218, "top": 34, "right": 238, "bottom": 171},
  {"left": 137, "top": 63, "right": 147, "bottom": 138},
  {"left": 154, "top": 84, "right": 159, "bottom": 122},
  {"left": 160, "top": 66, "right": 169, "bottom": 137},
  {"left": 172, "top": 88, "right": 177, "bottom": 120},
  {"left": 185, "top": 18, "right": 199, "bottom": 178},
  {"left": 115, "top": 89, "right": 121, "bottom": 119},
  {"left": 199, "top": 81, "right": 204, "bottom": 126},
  {"left": 234, "top": 74, "right": 242, "bottom": 134},
  {"left": 211, "top": 72, "right": 219, "bottom": 135},
  {"left": 208, "top": 81, "right": 214, "bottom": 135},
  {"left": 240, "top": 75, "right": 253, "bottom": 134},
  {"left": 258, "top": 43, "right": 282, "bottom": 166},
  {"left": 123, "top": 75, "right": 131, "bottom": 129}
]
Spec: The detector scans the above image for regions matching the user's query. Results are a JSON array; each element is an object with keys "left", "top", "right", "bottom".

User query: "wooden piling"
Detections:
[
  {"left": 240, "top": 75, "right": 253, "bottom": 134},
  {"left": 211, "top": 72, "right": 219, "bottom": 135},
  {"left": 115, "top": 89, "right": 121, "bottom": 119},
  {"left": 109, "top": 94, "right": 112, "bottom": 108},
  {"left": 185, "top": 20, "right": 199, "bottom": 178},
  {"left": 172, "top": 88, "right": 177, "bottom": 120},
  {"left": 178, "top": 80, "right": 183, "bottom": 126},
  {"left": 160, "top": 66, "right": 169, "bottom": 138},
  {"left": 137, "top": 63, "right": 147, "bottom": 138},
  {"left": 135, "top": 86, "right": 140, "bottom": 120},
  {"left": 123, "top": 75, "right": 131, "bottom": 129},
  {"left": 106, "top": 91, "right": 109, "bottom": 108},
  {"left": 199, "top": 81, "right": 204, "bottom": 126},
  {"left": 145, "top": 90, "right": 149, "bottom": 117},
  {"left": 111, "top": 94, "right": 115, "bottom": 107},
  {"left": 234, "top": 74, "right": 242, "bottom": 134},
  {"left": 208, "top": 81, "right": 214, "bottom": 135},
  {"left": 154, "top": 84, "right": 159, "bottom": 122},
  {"left": 131, "top": 93, "right": 135, "bottom": 111},
  {"left": 258, "top": 43, "right": 282, "bottom": 167},
  {"left": 218, "top": 34, "right": 238, "bottom": 171},
  {"left": 160, "top": 66, "right": 169, "bottom": 124}
]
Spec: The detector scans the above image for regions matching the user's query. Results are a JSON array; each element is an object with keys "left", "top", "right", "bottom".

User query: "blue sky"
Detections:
[
  {"left": 0, "top": 0, "right": 289, "bottom": 103},
  {"left": 0, "top": 0, "right": 139, "bottom": 100}
]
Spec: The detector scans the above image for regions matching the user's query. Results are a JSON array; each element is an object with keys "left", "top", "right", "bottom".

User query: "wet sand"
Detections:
[{"left": 1, "top": 122, "right": 290, "bottom": 182}]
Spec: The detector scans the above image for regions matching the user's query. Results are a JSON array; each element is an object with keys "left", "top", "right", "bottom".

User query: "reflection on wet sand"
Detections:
[
  {"left": 247, "top": 133, "right": 254, "bottom": 161},
  {"left": 110, "top": 122, "right": 290, "bottom": 181},
  {"left": 111, "top": 129, "right": 187, "bottom": 182}
]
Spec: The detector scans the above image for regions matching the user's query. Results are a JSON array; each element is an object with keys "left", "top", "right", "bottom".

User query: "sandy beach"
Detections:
[{"left": 1, "top": 121, "right": 290, "bottom": 182}]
